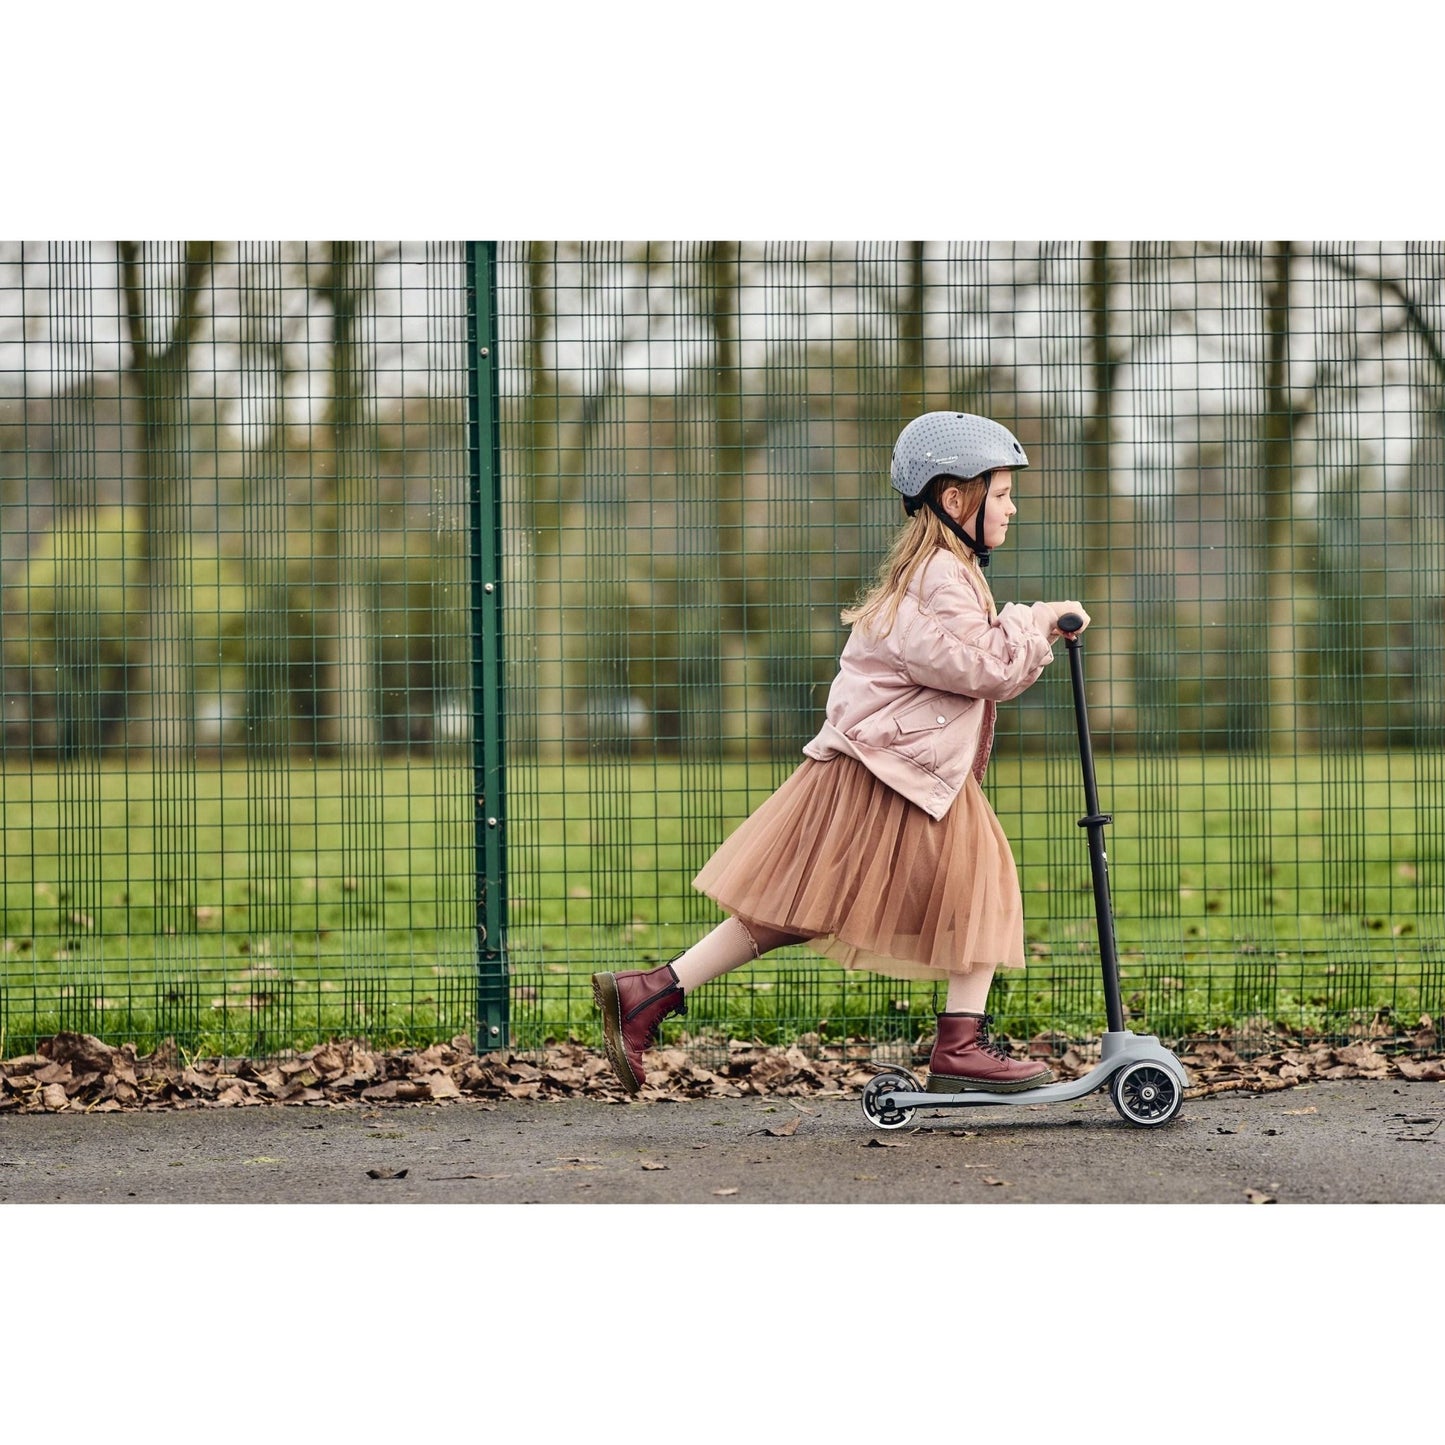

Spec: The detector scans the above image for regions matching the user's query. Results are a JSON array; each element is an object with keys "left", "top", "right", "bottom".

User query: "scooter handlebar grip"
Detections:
[{"left": 1057, "top": 611, "right": 1085, "bottom": 635}]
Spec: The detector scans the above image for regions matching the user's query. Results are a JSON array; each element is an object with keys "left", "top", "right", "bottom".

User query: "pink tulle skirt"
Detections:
[{"left": 692, "top": 754, "right": 1025, "bottom": 983}]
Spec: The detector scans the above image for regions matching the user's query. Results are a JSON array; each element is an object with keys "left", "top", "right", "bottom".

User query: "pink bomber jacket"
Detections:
[{"left": 802, "top": 548, "right": 1058, "bottom": 820}]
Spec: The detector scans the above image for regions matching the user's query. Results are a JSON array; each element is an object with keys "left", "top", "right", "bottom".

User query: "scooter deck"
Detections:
[{"left": 872, "top": 1031, "right": 1190, "bottom": 1110}]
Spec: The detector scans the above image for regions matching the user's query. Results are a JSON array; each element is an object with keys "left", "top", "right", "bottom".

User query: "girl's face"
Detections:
[
  {"left": 976, "top": 470, "right": 1016, "bottom": 549},
  {"left": 943, "top": 469, "right": 1015, "bottom": 549}
]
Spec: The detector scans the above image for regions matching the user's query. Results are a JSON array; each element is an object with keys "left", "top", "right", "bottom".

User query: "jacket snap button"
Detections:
[{"left": 936, "top": 715, "right": 946, "bottom": 725}]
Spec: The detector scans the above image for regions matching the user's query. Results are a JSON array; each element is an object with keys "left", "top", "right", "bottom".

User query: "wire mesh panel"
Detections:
[
  {"left": 3, "top": 240, "right": 1444, "bottom": 1063},
  {"left": 496, "top": 240, "right": 1445, "bottom": 1057},
  {"left": 0, "top": 242, "right": 478, "bottom": 1056}
]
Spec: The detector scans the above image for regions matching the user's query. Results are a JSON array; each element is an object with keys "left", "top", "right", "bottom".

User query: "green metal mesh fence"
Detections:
[
  {"left": 1, "top": 241, "right": 479, "bottom": 1056},
  {"left": 498, "top": 240, "right": 1445, "bottom": 1060},
  {"left": 2, "top": 240, "right": 1443, "bottom": 1062}
]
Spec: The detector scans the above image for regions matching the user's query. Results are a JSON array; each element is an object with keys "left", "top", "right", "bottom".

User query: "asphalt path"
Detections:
[{"left": 1, "top": 1076, "right": 1441, "bottom": 1204}]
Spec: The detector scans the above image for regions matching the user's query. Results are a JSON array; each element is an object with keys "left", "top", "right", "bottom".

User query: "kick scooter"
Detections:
[{"left": 860, "top": 613, "right": 1190, "bottom": 1130}]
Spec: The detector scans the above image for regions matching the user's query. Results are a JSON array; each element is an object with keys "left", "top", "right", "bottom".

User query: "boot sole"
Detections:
[
  {"left": 925, "top": 1069, "right": 1054, "bottom": 1095},
  {"left": 591, "top": 973, "right": 642, "bottom": 1095}
]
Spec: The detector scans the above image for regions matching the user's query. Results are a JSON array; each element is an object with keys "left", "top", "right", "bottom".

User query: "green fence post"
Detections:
[{"left": 467, "top": 241, "right": 508, "bottom": 1051}]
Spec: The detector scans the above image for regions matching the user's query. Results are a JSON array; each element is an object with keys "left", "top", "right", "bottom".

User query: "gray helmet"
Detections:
[
  {"left": 890, "top": 412, "right": 1028, "bottom": 502},
  {"left": 888, "top": 412, "right": 1029, "bottom": 569}
]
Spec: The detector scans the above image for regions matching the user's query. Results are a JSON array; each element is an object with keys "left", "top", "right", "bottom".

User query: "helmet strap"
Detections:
[{"left": 922, "top": 471, "right": 993, "bottom": 568}]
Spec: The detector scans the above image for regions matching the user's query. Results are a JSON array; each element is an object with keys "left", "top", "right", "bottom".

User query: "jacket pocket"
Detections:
[
  {"left": 892, "top": 696, "right": 972, "bottom": 776},
  {"left": 895, "top": 697, "right": 970, "bottom": 737}
]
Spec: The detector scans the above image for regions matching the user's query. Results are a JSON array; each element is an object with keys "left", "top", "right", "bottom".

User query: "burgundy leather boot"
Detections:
[
  {"left": 592, "top": 961, "right": 687, "bottom": 1094},
  {"left": 925, "top": 1011, "right": 1054, "bottom": 1094}
]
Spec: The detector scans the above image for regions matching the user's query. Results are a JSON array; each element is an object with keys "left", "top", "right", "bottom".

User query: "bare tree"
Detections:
[
  {"left": 523, "top": 241, "right": 630, "bottom": 758},
  {"left": 1080, "top": 240, "right": 1137, "bottom": 727},
  {"left": 1260, "top": 241, "right": 1299, "bottom": 742},
  {"left": 309, "top": 240, "right": 381, "bottom": 756},
  {"left": 709, "top": 240, "right": 745, "bottom": 641},
  {"left": 236, "top": 241, "right": 302, "bottom": 754},
  {"left": 118, "top": 240, "right": 215, "bottom": 754}
]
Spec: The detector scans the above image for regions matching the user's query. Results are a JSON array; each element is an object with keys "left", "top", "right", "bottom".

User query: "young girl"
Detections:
[{"left": 593, "top": 412, "right": 1089, "bottom": 1096}]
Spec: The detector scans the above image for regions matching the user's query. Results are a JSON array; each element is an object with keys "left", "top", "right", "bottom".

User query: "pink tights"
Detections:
[
  {"left": 666, "top": 915, "right": 998, "bottom": 1012},
  {"left": 668, "top": 915, "right": 810, "bottom": 993}
]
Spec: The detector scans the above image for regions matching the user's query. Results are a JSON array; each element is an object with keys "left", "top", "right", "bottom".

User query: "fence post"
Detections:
[{"left": 467, "top": 241, "right": 508, "bottom": 1051}]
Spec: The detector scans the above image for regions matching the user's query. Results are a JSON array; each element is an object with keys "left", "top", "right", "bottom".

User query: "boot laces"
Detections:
[{"left": 977, "top": 1014, "right": 1012, "bottom": 1062}]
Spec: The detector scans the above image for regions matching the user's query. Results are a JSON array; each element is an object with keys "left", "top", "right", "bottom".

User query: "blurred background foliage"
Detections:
[{"left": 2, "top": 240, "right": 1441, "bottom": 763}]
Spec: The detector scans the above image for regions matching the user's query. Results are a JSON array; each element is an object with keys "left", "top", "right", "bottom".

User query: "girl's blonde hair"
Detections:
[{"left": 841, "top": 475, "right": 995, "bottom": 637}]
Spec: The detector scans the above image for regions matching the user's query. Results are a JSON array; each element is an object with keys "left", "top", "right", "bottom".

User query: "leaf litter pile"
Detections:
[{"left": 1, "top": 1018, "right": 1441, "bottom": 1114}]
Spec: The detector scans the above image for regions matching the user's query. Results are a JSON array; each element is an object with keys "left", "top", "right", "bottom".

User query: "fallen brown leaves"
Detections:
[
  {"left": 0, "top": 1033, "right": 880, "bottom": 1113},
  {"left": 1027, "top": 1020, "right": 1445, "bottom": 1095},
  {"left": 0, "top": 1021, "right": 1440, "bottom": 1113},
  {"left": 1170, "top": 1028, "right": 1445, "bottom": 1095}
]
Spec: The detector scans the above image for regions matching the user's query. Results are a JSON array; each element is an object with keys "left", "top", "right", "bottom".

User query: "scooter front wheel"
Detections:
[
  {"left": 861, "top": 1070, "right": 918, "bottom": 1130},
  {"left": 1110, "top": 1061, "right": 1184, "bottom": 1127}
]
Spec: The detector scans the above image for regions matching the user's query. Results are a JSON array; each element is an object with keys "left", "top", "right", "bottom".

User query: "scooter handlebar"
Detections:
[{"left": 1057, "top": 611, "right": 1086, "bottom": 637}]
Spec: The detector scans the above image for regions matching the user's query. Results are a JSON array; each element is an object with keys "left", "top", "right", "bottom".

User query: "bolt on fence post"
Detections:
[{"left": 467, "top": 241, "right": 508, "bottom": 1051}]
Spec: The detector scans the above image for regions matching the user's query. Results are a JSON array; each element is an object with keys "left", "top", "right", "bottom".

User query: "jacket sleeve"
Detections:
[{"left": 896, "top": 576, "right": 1055, "bottom": 702}]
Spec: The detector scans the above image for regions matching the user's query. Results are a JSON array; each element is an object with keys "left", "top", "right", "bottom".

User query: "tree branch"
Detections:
[
  {"left": 165, "top": 240, "right": 215, "bottom": 361},
  {"left": 118, "top": 241, "right": 146, "bottom": 361},
  {"left": 117, "top": 240, "right": 213, "bottom": 365},
  {"left": 1311, "top": 248, "right": 1445, "bottom": 398}
]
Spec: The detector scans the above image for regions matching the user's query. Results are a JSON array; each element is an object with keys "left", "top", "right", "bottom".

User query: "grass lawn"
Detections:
[
  {"left": 2, "top": 757, "right": 477, "bottom": 1057},
  {"left": 2, "top": 749, "right": 1442, "bottom": 1057},
  {"left": 505, "top": 749, "right": 1443, "bottom": 1053}
]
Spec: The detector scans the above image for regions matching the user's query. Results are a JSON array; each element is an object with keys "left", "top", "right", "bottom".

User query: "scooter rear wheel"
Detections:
[
  {"left": 1110, "top": 1061, "right": 1184, "bottom": 1127},
  {"left": 861, "top": 1070, "right": 918, "bottom": 1130}
]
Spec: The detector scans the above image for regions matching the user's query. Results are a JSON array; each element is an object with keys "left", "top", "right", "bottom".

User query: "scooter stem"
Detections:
[{"left": 1060, "top": 621, "right": 1127, "bottom": 1036}]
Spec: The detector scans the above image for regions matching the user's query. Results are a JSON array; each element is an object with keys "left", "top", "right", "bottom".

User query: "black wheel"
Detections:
[
  {"left": 861, "top": 1070, "right": 918, "bottom": 1130},
  {"left": 1110, "top": 1061, "right": 1184, "bottom": 1127}
]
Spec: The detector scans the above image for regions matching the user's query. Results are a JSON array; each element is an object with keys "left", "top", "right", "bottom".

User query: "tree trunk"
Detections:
[
  {"left": 118, "top": 239, "right": 213, "bottom": 756},
  {"left": 709, "top": 241, "right": 761, "bottom": 756},
  {"left": 312, "top": 241, "right": 380, "bottom": 756},
  {"left": 1262, "top": 241, "right": 1298, "bottom": 745},
  {"left": 1081, "top": 240, "right": 1134, "bottom": 727},
  {"left": 710, "top": 241, "right": 744, "bottom": 629},
  {"left": 117, "top": 239, "right": 213, "bottom": 935},
  {"left": 239, "top": 242, "right": 297, "bottom": 756},
  {"left": 525, "top": 242, "right": 610, "bottom": 759},
  {"left": 899, "top": 241, "right": 924, "bottom": 419}
]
